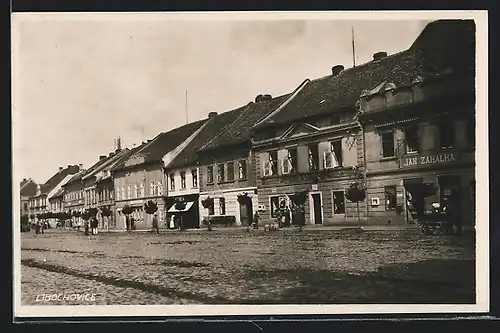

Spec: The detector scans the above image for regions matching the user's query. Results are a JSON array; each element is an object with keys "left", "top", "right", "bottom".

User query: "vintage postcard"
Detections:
[{"left": 12, "top": 10, "right": 489, "bottom": 318}]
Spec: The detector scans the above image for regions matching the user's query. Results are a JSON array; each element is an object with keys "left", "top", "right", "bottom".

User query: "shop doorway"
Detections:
[
  {"left": 311, "top": 193, "right": 323, "bottom": 224},
  {"left": 404, "top": 178, "right": 424, "bottom": 222},
  {"left": 239, "top": 200, "right": 253, "bottom": 227}
]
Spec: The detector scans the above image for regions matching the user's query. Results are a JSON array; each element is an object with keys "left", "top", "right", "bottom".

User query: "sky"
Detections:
[{"left": 13, "top": 13, "right": 430, "bottom": 184}]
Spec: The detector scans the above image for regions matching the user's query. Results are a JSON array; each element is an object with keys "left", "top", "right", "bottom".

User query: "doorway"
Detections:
[
  {"left": 239, "top": 200, "right": 253, "bottom": 227},
  {"left": 311, "top": 193, "right": 323, "bottom": 224}
]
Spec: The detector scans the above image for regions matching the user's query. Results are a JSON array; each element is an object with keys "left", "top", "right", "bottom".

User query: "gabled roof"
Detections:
[
  {"left": 110, "top": 145, "right": 148, "bottom": 172},
  {"left": 40, "top": 165, "right": 80, "bottom": 195},
  {"left": 115, "top": 119, "right": 209, "bottom": 170},
  {"left": 253, "top": 19, "right": 475, "bottom": 129},
  {"left": 200, "top": 94, "right": 291, "bottom": 151},
  {"left": 20, "top": 178, "right": 38, "bottom": 196},
  {"left": 167, "top": 106, "right": 248, "bottom": 169}
]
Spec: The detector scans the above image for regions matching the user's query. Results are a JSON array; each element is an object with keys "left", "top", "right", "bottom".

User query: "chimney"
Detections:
[
  {"left": 99, "top": 155, "right": 106, "bottom": 160},
  {"left": 208, "top": 112, "right": 218, "bottom": 118},
  {"left": 67, "top": 165, "right": 71, "bottom": 168},
  {"left": 373, "top": 51, "right": 388, "bottom": 61},
  {"left": 79, "top": 164, "right": 83, "bottom": 170},
  {"left": 331, "top": 65, "right": 344, "bottom": 76},
  {"left": 108, "top": 152, "right": 113, "bottom": 157},
  {"left": 59, "top": 167, "right": 63, "bottom": 171},
  {"left": 255, "top": 94, "right": 263, "bottom": 103},
  {"left": 23, "top": 178, "right": 26, "bottom": 182},
  {"left": 261, "top": 94, "right": 272, "bottom": 101}
]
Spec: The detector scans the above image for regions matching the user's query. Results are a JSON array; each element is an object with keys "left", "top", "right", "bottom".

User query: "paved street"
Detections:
[{"left": 20, "top": 227, "right": 475, "bottom": 305}]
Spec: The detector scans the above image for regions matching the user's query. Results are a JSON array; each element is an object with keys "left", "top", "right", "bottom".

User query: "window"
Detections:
[
  {"left": 191, "top": 169, "right": 198, "bottom": 188},
  {"left": 180, "top": 171, "right": 186, "bottom": 189},
  {"left": 384, "top": 186, "right": 397, "bottom": 211},
  {"left": 169, "top": 173, "right": 175, "bottom": 190},
  {"left": 270, "top": 196, "right": 280, "bottom": 218},
  {"left": 269, "top": 151, "right": 278, "bottom": 175},
  {"left": 140, "top": 182, "right": 145, "bottom": 197},
  {"left": 207, "top": 166, "right": 214, "bottom": 184},
  {"left": 110, "top": 190, "right": 114, "bottom": 200},
  {"left": 217, "top": 164, "right": 225, "bottom": 182},
  {"left": 404, "top": 127, "right": 419, "bottom": 153},
  {"left": 127, "top": 185, "right": 132, "bottom": 199},
  {"left": 238, "top": 160, "right": 247, "bottom": 179},
  {"left": 381, "top": 131, "right": 395, "bottom": 158},
  {"left": 332, "top": 191, "right": 346, "bottom": 215},
  {"left": 134, "top": 183, "right": 139, "bottom": 198},
  {"left": 219, "top": 197, "right": 226, "bottom": 215},
  {"left": 466, "top": 116, "right": 475, "bottom": 148},
  {"left": 325, "top": 140, "right": 343, "bottom": 169},
  {"left": 308, "top": 144, "right": 320, "bottom": 171},
  {"left": 149, "top": 181, "right": 155, "bottom": 196},
  {"left": 439, "top": 119, "right": 455, "bottom": 149},
  {"left": 157, "top": 180, "right": 164, "bottom": 196},
  {"left": 227, "top": 162, "right": 235, "bottom": 181},
  {"left": 282, "top": 148, "right": 297, "bottom": 174}
]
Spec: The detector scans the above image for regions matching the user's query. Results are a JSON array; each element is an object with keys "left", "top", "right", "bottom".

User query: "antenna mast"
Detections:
[{"left": 352, "top": 26, "right": 356, "bottom": 67}]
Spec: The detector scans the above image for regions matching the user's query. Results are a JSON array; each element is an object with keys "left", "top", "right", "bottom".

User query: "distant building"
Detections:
[
  {"left": 29, "top": 165, "right": 81, "bottom": 223},
  {"left": 20, "top": 178, "right": 37, "bottom": 218}
]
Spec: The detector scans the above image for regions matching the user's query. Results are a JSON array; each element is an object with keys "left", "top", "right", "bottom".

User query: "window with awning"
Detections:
[{"left": 168, "top": 201, "right": 194, "bottom": 213}]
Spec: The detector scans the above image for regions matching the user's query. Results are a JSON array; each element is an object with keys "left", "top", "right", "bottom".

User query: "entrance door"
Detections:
[
  {"left": 239, "top": 200, "right": 254, "bottom": 227},
  {"left": 312, "top": 193, "right": 322, "bottom": 224}
]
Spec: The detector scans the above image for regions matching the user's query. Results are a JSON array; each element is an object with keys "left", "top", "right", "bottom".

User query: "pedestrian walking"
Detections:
[
  {"left": 35, "top": 221, "right": 40, "bottom": 235},
  {"left": 84, "top": 221, "right": 89, "bottom": 236},
  {"left": 90, "top": 217, "right": 98, "bottom": 235}
]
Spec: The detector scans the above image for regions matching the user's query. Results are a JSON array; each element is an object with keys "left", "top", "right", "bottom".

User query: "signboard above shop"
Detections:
[{"left": 399, "top": 151, "right": 458, "bottom": 168}]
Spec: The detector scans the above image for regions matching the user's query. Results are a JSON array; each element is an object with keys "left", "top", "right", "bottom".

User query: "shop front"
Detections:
[
  {"left": 199, "top": 187, "right": 258, "bottom": 227},
  {"left": 164, "top": 194, "right": 200, "bottom": 229}
]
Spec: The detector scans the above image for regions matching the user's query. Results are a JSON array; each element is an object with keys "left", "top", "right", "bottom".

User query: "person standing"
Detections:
[
  {"left": 253, "top": 211, "right": 260, "bottom": 229},
  {"left": 152, "top": 213, "right": 159, "bottom": 234}
]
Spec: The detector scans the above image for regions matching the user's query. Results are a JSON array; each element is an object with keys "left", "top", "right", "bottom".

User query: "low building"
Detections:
[
  {"left": 357, "top": 19, "right": 475, "bottom": 226},
  {"left": 112, "top": 119, "right": 209, "bottom": 231},
  {"left": 197, "top": 94, "right": 290, "bottom": 227},
  {"left": 164, "top": 109, "right": 244, "bottom": 228}
]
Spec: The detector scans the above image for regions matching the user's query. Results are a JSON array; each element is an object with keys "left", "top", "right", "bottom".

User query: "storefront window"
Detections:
[
  {"left": 384, "top": 186, "right": 397, "bottom": 211},
  {"left": 270, "top": 196, "right": 280, "bottom": 218},
  {"left": 333, "top": 191, "right": 346, "bottom": 215},
  {"left": 219, "top": 197, "right": 226, "bottom": 215}
]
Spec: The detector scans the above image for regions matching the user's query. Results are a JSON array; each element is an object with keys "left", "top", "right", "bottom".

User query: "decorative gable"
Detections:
[{"left": 281, "top": 123, "right": 319, "bottom": 140}]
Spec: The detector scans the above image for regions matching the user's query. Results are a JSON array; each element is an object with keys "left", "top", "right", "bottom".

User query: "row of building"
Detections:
[{"left": 21, "top": 20, "right": 476, "bottom": 230}]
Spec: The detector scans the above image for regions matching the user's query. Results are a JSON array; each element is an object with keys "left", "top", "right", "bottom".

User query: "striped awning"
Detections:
[{"left": 374, "top": 117, "right": 419, "bottom": 129}]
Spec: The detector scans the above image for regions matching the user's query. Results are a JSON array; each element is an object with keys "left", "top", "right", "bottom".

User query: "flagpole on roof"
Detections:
[{"left": 352, "top": 26, "right": 356, "bottom": 67}]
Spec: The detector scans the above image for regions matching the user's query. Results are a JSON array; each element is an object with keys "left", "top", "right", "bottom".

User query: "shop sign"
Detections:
[{"left": 400, "top": 152, "right": 457, "bottom": 168}]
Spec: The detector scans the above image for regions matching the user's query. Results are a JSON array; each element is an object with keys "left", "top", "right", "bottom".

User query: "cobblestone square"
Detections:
[{"left": 20, "top": 228, "right": 476, "bottom": 305}]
